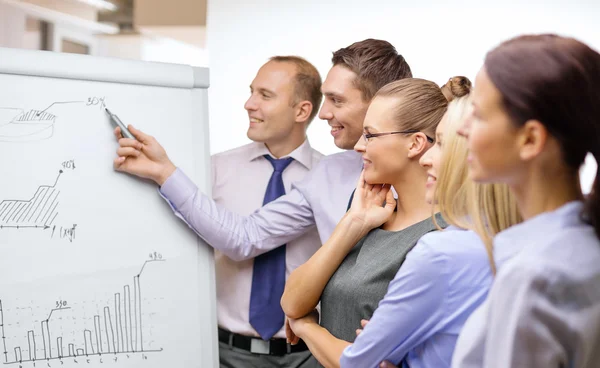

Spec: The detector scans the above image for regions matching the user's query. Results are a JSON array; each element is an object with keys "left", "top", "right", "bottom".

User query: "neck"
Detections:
[
  {"left": 385, "top": 164, "right": 431, "bottom": 231},
  {"left": 265, "top": 131, "right": 307, "bottom": 158},
  {"left": 511, "top": 165, "right": 583, "bottom": 220}
]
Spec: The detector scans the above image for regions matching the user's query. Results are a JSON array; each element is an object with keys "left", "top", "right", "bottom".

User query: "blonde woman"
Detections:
[{"left": 286, "top": 82, "right": 522, "bottom": 368}]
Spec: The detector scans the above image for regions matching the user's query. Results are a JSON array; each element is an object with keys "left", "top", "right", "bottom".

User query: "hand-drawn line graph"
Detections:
[
  {"left": 1, "top": 258, "right": 165, "bottom": 365},
  {"left": 0, "top": 101, "right": 84, "bottom": 143},
  {"left": 0, "top": 170, "right": 63, "bottom": 230}
]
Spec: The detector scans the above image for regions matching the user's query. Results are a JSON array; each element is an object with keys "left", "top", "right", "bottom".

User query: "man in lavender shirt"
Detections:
[
  {"left": 113, "top": 39, "right": 412, "bottom": 258},
  {"left": 112, "top": 41, "right": 412, "bottom": 364}
]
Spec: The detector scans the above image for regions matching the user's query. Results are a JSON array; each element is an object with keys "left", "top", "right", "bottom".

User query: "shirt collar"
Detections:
[
  {"left": 498, "top": 200, "right": 584, "bottom": 240},
  {"left": 494, "top": 200, "right": 584, "bottom": 262},
  {"left": 247, "top": 140, "right": 315, "bottom": 170}
]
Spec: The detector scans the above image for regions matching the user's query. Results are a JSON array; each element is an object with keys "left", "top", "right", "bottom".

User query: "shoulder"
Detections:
[
  {"left": 317, "top": 150, "right": 361, "bottom": 165},
  {"left": 303, "top": 150, "right": 362, "bottom": 175},
  {"left": 410, "top": 229, "right": 477, "bottom": 259},
  {"left": 309, "top": 147, "right": 325, "bottom": 165},
  {"left": 417, "top": 228, "right": 484, "bottom": 255},
  {"left": 402, "top": 229, "right": 472, "bottom": 268},
  {"left": 516, "top": 221, "right": 600, "bottom": 281},
  {"left": 542, "top": 223, "right": 600, "bottom": 258},
  {"left": 295, "top": 150, "right": 361, "bottom": 189},
  {"left": 492, "top": 256, "right": 565, "bottom": 307},
  {"left": 211, "top": 142, "right": 256, "bottom": 158},
  {"left": 212, "top": 142, "right": 256, "bottom": 162},
  {"left": 412, "top": 228, "right": 490, "bottom": 275}
]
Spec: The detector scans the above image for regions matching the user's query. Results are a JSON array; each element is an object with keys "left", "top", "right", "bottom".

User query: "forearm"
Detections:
[
  {"left": 281, "top": 214, "right": 369, "bottom": 318},
  {"left": 160, "top": 168, "right": 315, "bottom": 261},
  {"left": 299, "top": 323, "right": 350, "bottom": 368}
]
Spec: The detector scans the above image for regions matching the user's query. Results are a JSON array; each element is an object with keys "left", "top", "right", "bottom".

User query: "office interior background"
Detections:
[{"left": 1, "top": 0, "right": 599, "bottom": 190}]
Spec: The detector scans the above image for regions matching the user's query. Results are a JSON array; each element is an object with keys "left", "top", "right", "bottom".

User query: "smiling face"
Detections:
[
  {"left": 419, "top": 114, "right": 448, "bottom": 204},
  {"left": 353, "top": 96, "right": 414, "bottom": 184},
  {"left": 244, "top": 61, "right": 300, "bottom": 146},
  {"left": 318, "top": 65, "right": 370, "bottom": 150}
]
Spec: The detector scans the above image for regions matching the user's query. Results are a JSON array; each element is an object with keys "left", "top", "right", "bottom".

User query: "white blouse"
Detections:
[{"left": 452, "top": 201, "right": 600, "bottom": 367}]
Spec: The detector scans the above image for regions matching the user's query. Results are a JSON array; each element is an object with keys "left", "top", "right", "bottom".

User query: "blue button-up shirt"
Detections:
[{"left": 340, "top": 225, "right": 522, "bottom": 368}]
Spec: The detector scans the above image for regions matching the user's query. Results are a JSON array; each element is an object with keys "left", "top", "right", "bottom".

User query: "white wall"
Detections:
[
  {"left": 0, "top": 2, "right": 27, "bottom": 49},
  {"left": 206, "top": 0, "right": 600, "bottom": 158},
  {"left": 97, "top": 33, "right": 208, "bottom": 66}
]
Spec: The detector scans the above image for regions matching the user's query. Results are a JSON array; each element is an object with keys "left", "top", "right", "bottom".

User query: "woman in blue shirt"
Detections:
[
  {"left": 286, "top": 83, "right": 522, "bottom": 368},
  {"left": 452, "top": 34, "right": 600, "bottom": 367}
]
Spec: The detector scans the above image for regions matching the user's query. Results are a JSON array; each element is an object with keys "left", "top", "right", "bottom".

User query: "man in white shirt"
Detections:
[{"left": 210, "top": 56, "right": 324, "bottom": 367}]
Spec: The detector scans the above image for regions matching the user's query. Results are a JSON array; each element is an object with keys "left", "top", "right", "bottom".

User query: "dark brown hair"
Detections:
[
  {"left": 270, "top": 56, "right": 323, "bottom": 123},
  {"left": 485, "top": 34, "right": 600, "bottom": 237},
  {"left": 375, "top": 78, "right": 449, "bottom": 139},
  {"left": 332, "top": 39, "right": 412, "bottom": 102}
]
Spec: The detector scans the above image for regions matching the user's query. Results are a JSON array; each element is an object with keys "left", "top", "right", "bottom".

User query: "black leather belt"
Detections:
[{"left": 218, "top": 328, "right": 309, "bottom": 356}]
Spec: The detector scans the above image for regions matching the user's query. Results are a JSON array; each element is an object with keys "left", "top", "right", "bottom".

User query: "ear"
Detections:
[
  {"left": 518, "top": 120, "right": 548, "bottom": 161},
  {"left": 407, "top": 133, "right": 430, "bottom": 159},
  {"left": 295, "top": 100, "right": 313, "bottom": 124}
]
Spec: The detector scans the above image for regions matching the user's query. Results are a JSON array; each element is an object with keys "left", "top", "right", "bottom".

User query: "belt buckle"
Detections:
[{"left": 250, "top": 338, "right": 270, "bottom": 355}]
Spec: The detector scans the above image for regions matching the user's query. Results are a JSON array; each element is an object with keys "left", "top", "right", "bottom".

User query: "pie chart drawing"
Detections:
[{"left": 0, "top": 107, "right": 56, "bottom": 142}]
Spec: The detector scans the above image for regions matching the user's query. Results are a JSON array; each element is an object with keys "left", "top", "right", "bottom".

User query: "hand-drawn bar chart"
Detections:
[
  {"left": 1, "top": 259, "right": 165, "bottom": 365},
  {"left": 0, "top": 170, "right": 63, "bottom": 230}
]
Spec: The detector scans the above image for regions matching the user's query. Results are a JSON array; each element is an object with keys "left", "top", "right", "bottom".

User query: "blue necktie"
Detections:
[{"left": 249, "top": 155, "right": 294, "bottom": 340}]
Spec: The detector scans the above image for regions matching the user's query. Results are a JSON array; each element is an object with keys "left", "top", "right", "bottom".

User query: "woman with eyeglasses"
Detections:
[
  {"left": 280, "top": 77, "right": 466, "bottom": 367},
  {"left": 283, "top": 84, "right": 524, "bottom": 368},
  {"left": 452, "top": 34, "right": 600, "bottom": 367}
]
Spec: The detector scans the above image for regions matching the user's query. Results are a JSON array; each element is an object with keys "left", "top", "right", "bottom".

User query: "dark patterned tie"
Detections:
[{"left": 249, "top": 155, "right": 294, "bottom": 340}]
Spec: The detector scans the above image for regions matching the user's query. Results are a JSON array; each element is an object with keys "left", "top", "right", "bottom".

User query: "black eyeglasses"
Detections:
[{"left": 363, "top": 129, "right": 435, "bottom": 144}]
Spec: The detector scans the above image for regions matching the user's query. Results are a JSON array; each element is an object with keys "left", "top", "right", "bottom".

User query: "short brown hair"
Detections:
[
  {"left": 332, "top": 39, "right": 412, "bottom": 102},
  {"left": 270, "top": 56, "right": 323, "bottom": 123},
  {"left": 375, "top": 78, "right": 448, "bottom": 139}
]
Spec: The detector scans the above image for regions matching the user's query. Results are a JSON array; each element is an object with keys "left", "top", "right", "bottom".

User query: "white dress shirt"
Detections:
[
  {"left": 452, "top": 201, "right": 600, "bottom": 368},
  {"left": 159, "top": 148, "right": 363, "bottom": 262},
  {"left": 208, "top": 140, "right": 322, "bottom": 338}
]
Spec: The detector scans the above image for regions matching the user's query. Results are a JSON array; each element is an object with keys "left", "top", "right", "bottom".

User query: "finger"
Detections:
[
  {"left": 360, "top": 319, "right": 369, "bottom": 328},
  {"left": 384, "top": 188, "right": 396, "bottom": 211},
  {"left": 285, "top": 320, "right": 294, "bottom": 343},
  {"left": 355, "top": 328, "right": 362, "bottom": 336},
  {"left": 128, "top": 125, "right": 152, "bottom": 145},
  {"left": 116, "top": 146, "right": 141, "bottom": 158},
  {"left": 371, "top": 183, "right": 383, "bottom": 195},
  {"left": 380, "top": 361, "right": 398, "bottom": 368},
  {"left": 114, "top": 126, "right": 123, "bottom": 140},
  {"left": 113, "top": 156, "right": 126, "bottom": 171},
  {"left": 356, "top": 170, "right": 366, "bottom": 189},
  {"left": 377, "top": 184, "right": 391, "bottom": 199},
  {"left": 118, "top": 137, "right": 143, "bottom": 150}
]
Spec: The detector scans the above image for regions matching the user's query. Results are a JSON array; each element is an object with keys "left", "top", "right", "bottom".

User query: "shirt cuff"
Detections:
[
  {"left": 158, "top": 168, "right": 198, "bottom": 209},
  {"left": 340, "top": 345, "right": 354, "bottom": 367}
]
